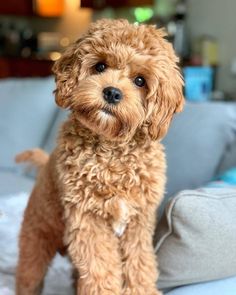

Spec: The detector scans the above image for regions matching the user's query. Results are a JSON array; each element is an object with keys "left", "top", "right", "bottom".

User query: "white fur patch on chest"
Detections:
[
  {"left": 112, "top": 221, "right": 127, "bottom": 237},
  {"left": 112, "top": 199, "right": 130, "bottom": 237}
]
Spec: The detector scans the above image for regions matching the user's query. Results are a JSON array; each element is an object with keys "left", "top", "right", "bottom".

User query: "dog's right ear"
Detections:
[{"left": 52, "top": 42, "right": 81, "bottom": 109}]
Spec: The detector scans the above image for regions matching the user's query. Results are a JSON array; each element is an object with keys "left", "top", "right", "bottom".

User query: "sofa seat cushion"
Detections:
[
  {"left": 155, "top": 188, "right": 236, "bottom": 290},
  {"left": 0, "top": 77, "right": 56, "bottom": 170},
  {"left": 165, "top": 276, "right": 236, "bottom": 295}
]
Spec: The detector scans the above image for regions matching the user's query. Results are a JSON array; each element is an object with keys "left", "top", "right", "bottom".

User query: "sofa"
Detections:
[{"left": 0, "top": 77, "right": 236, "bottom": 295}]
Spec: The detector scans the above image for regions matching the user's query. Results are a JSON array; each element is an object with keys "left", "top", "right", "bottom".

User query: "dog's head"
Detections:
[{"left": 53, "top": 19, "right": 184, "bottom": 141}]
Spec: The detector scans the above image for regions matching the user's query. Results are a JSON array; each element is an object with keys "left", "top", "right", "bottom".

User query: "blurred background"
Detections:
[{"left": 0, "top": 0, "right": 236, "bottom": 101}]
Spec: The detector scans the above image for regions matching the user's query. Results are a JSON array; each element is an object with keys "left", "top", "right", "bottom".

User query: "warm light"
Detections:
[
  {"left": 65, "top": 0, "right": 81, "bottom": 12},
  {"left": 60, "top": 37, "right": 70, "bottom": 47},
  {"left": 35, "top": 0, "right": 65, "bottom": 17},
  {"left": 49, "top": 51, "right": 62, "bottom": 61}
]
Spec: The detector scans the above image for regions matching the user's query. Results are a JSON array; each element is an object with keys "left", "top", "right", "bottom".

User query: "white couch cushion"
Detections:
[{"left": 0, "top": 192, "right": 73, "bottom": 295}]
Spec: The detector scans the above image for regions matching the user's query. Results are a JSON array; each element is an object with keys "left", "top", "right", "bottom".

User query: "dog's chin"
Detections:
[{"left": 76, "top": 107, "right": 135, "bottom": 141}]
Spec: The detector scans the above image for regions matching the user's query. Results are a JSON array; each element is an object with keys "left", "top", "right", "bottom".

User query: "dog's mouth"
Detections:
[
  {"left": 101, "top": 108, "right": 114, "bottom": 116},
  {"left": 76, "top": 105, "right": 115, "bottom": 119}
]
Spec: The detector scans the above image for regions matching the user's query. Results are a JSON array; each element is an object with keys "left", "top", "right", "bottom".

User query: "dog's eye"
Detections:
[
  {"left": 95, "top": 62, "right": 107, "bottom": 73},
  {"left": 134, "top": 76, "right": 146, "bottom": 87}
]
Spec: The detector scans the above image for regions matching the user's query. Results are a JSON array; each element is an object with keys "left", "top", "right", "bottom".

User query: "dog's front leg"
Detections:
[
  {"left": 120, "top": 214, "right": 162, "bottom": 295},
  {"left": 16, "top": 190, "right": 63, "bottom": 295},
  {"left": 65, "top": 209, "right": 123, "bottom": 295}
]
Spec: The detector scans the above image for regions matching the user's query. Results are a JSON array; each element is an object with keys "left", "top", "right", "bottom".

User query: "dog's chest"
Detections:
[
  {"left": 60, "top": 149, "right": 143, "bottom": 235},
  {"left": 58, "top": 138, "right": 165, "bottom": 230},
  {"left": 65, "top": 149, "right": 144, "bottom": 195},
  {"left": 57, "top": 136, "right": 165, "bottom": 236},
  {"left": 61, "top": 144, "right": 152, "bottom": 194}
]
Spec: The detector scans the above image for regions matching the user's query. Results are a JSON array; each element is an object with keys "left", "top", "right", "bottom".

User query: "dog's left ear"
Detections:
[
  {"left": 52, "top": 42, "right": 82, "bottom": 109},
  {"left": 147, "top": 61, "right": 184, "bottom": 140}
]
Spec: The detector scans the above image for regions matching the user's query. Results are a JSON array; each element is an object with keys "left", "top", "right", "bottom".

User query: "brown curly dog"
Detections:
[{"left": 15, "top": 19, "right": 184, "bottom": 295}]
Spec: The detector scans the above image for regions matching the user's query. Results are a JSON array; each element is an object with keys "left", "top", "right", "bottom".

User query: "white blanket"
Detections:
[{"left": 0, "top": 192, "right": 73, "bottom": 295}]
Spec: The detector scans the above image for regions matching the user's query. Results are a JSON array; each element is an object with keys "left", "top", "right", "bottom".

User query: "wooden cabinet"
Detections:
[
  {"left": 0, "top": 0, "right": 64, "bottom": 16},
  {"left": 0, "top": 57, "right": 53, "bottom": 78},
  {"left": 0, "top": 0, "right": 34, "bottom": 16},
  {"left": 81, "top": 0, "right": 153, "bottom": 9}
]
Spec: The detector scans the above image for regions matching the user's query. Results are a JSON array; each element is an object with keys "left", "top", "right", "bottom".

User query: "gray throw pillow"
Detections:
[{"left": 155, "top": 188, "right": 236, "bottom": 290}]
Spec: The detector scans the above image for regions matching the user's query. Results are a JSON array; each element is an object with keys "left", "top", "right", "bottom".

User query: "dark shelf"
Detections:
[
  {"left": 81, "top": 0, "right": 153, "bottom": 9},
  {"left": 0, "top": 0, "right": 34, "bottom": 16},
  {"left": 0, "top": 57, "right": 53, "bottom": 78}
]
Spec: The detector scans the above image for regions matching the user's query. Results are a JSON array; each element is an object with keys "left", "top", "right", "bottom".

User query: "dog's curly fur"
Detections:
[{"left": 16, "top": 19, "right": 184, "bottom": 295}]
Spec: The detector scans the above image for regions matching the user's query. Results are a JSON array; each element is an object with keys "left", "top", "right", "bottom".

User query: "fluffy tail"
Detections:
[{"left": 15, "top": 148, "right": 49, "bottom": 169}]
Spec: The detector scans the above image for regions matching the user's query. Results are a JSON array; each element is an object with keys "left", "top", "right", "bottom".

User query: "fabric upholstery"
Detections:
[
  {"left": 0, "top": 192, "right": 73, "bottom": 295},
  {"left": 164, "top": 276, "right": 236, "bottom": 295},
  {"left": 43, "top": 109, "right": 69, "bottom": 152},
  {"left": 0, "top": 77, "right": 56, "bottom": 170},
  {"left": 217, "top": 139, "right": 236, "bottom": 175},
  {"left": 162, "top": 102, "right": 236, "bottom": 200},
  {"left": 0, "top": 171, "right": 34, "bottom": 196},
  {"left": 155, "top": 188, "right": 236, "bottom": 290}
]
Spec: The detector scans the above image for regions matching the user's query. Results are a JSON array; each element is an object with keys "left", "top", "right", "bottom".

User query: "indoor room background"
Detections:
[{"left": 0, "top": 0, "right": 236, "bottom": 101}]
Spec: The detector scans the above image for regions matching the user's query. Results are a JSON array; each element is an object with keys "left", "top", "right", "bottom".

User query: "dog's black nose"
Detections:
[{"left": 103, "top": 87, "right": 123, "bottom": 104}]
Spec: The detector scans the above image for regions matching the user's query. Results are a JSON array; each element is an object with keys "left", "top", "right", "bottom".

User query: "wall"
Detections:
[
  {"left": 0, "top": 0, "right": 92, "bottom": 43},
  {"left": 58, "top": 0, "right": 92, "bottom": 41},
  {"left": 32, "top": 0, "right": 92, "bottom": 42},
  {"left": 187, "top": 0, "right": 236, "bottom": 93}
]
